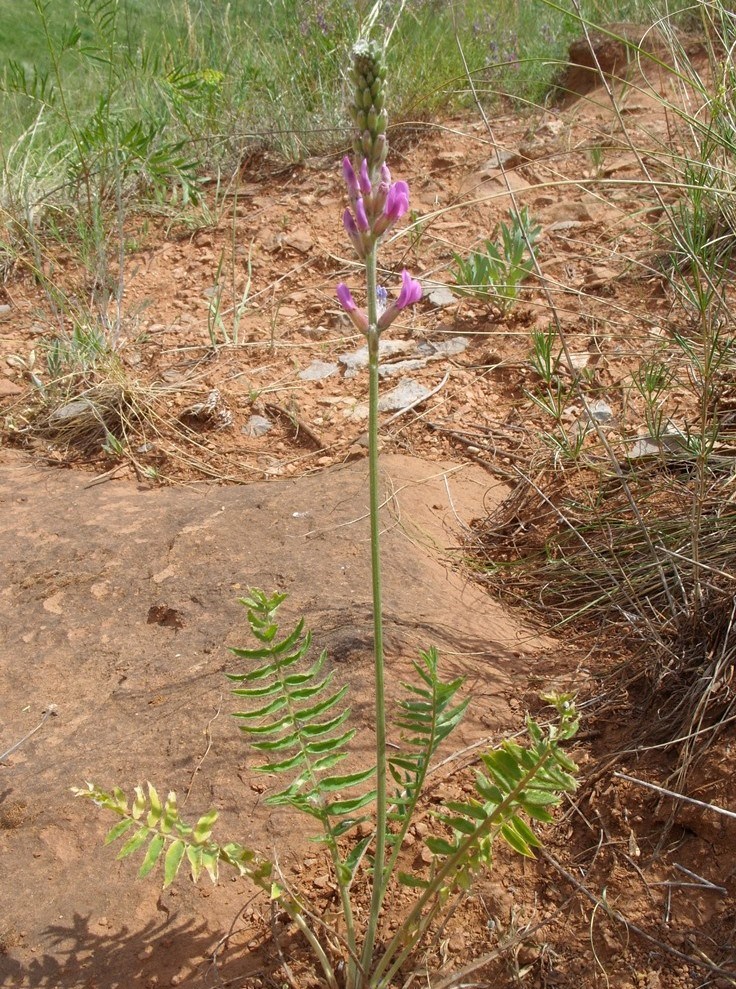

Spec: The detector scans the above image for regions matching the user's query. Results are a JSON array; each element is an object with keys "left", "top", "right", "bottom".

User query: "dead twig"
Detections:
[
  {"left": 183, "top": 695, "right": 222, "bottom": 805},
  {"left": 614, "top": 771, "right": 736, "bottom": 822},
  {"left": 1, "top": 705, "right": 58, "bottom": 763}
]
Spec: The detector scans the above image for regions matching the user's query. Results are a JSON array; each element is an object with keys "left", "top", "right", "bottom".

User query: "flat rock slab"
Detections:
[{"left": 0, "top": 453, "right": 546, "bottom": 988}]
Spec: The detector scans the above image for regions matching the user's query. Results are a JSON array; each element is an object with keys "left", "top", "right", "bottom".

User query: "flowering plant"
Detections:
[{"left": 76, "top": 38, "right": 578, "bottom": 989}]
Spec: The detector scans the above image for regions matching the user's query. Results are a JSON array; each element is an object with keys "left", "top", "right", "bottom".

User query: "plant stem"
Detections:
[{"left": 360, "top": 244, "right": 388, "bottom": 983}]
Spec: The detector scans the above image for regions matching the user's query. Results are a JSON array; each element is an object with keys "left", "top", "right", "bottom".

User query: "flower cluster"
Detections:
[
  {"left": 337, "top": 268, "right": 422, "bottom": 335},
  {"left": 336, "top": 40, "right": 422, "bottom": 336},
  {"left": 341, "top": 156, "right": 409, "bottom": 259}
]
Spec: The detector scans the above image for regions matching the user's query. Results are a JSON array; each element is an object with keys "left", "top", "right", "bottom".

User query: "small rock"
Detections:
[
  {"left": 242, "top": 415, "right": 272, "bottom": 438},
  {"left": 427, "top": 285, "right": 456, "bottom": 308},
  {"left": 378, "top": 359, "right": 428, "bottom": 378},
  {"left": 0, "top": 304, "right": 11, "bottom": 316},
  {"left": 0, "top": 378, "right": 23, "bottom": 397},
  {"left": 627, "top": 434, "right": 684, "bottom": 460},
  {"left": 339, "top": 339, "right": 414, "bottom": 378},
  {"left": 548, "top": 219, "right": 584, "bottom": 233},
  {"left": 417, "top": 336, "right": 469, "bottom": 358},
  {"left": 49, "top": 398, "right": 93, "bottom": 424},
  {"left": 479, "top": 148, "right": 521, "bottom": 171},
  {"left": 378, "top": 379, "right": 432, "bottom": 412},
  {"left": 299, "top": 360, "right": 338, "bottom": 381},
  {"left": 432, "top": 149, "right": 465, "bottom": 167},
  {"left": 545, "top": 201, "right": 594, "bottom": 223},
  {"left": 586, "top": 399, "right": 613, "bottom": 422},
  {"left": 283, "top": 230, "right": 313, "bottom": 253},
  {"left": 301, "top": 324, "right": 330, "bottom": 339}
]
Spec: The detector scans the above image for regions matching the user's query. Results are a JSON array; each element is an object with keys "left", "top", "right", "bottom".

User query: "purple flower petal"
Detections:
[
  {"left": 383, "top": 180, "right": 410, "bottom": 222},
  {"left": 336, "top": 283, "right": 369, "bottom": 334},
  {"left": 342, "top": 156, "right": 359, "bottom": 198},
  {"left": 396, "top": 269, "right": 422, "bottom": 309},
  {"left": 336, "top": 282, "right": 357, "bottom": 311},
  {"left": 343, "top": 208, "right": 358, "bottom": 237}
]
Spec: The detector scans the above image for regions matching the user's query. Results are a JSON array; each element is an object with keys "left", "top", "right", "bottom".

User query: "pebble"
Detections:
[
  {"left": 0, "top": 378, "right": 23, "bottom": 397},
  {"left": 378, "top": 379, "right": 431, "bottom": 412},
  {"left": 299, "top": 360, "right": 338, "bottom": 381},
  {"left": 242, "top": 414, "right": 272, "bottom": 437},
  {"left": 427, "top": 285, "right": 456, "bottom": 307}
]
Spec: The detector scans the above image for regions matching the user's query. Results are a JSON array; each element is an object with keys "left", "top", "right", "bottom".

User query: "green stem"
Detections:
[{"left": 359, "top": 244, "right": 388, "bottom": 984}]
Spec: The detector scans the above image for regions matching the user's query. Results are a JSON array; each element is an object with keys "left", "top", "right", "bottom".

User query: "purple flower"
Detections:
[
  {"left": 395, "top": 268, "right": 422, "bottom": 308},
  {"left": 384, "top": 180, "right": 409, "bottom": 222},
  {"left": 358, "top": 158, "right": 372, "bottom": 196},
  {"left": 377, "top": 269, "right": 422, "bottom": 331},
  {"left": 342, "top": 156, "right": 359, "bottom": 199},
  {"left": 372, "top": 179, "right": 410, "bottom": 236},
  {"left": 336, "top": 283, "right": 369, "bottom": 334}
]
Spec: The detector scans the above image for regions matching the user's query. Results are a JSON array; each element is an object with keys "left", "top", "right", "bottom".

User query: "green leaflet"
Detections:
[
  {"left": 117, "top": 826, "right": 149, "bottom": 860},
  {"left": 146, "top": 783, "right": 162, "bottom": 828},
  {"left": 138, "top": 833, "right": 165, "bottom": 877},
  {"left": 104, "top": 818, "right": 134, "bottom": 845},
  {"left": 318, "top": 767, "right": 376, "bottom": 793},
  {"left": 163, "top": 839, "right": 187, "bottom": 887},
  {"left": 193, "top": 807, "right": 218, "bottom": 845},
  {"left": 398, "top": 872, "right": 430, "bottom": 889},
  {"left": 424, "top": 835, "right": 455, "bottom": 857}
]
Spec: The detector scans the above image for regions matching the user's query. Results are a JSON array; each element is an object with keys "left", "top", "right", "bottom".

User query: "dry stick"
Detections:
[
  {"left": 614, "top": 771, "right": 736, "bottom": 822},
  {"left": 270, "top": 899, "right": 299, "bottom": 989},
  {"left": 183, "top": 694, "right": 222, "bottom": 805},
  {"left": 539, "top": 848, "right": 736, "bottom": 980},
  {"left": 0, "top": 705, "right": 57, "bottom": 762}
]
